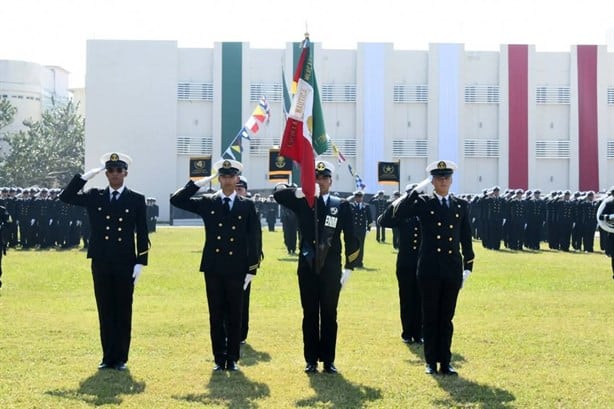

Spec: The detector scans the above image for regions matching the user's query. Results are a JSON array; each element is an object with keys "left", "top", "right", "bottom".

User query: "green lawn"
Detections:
[{"left": 1, "top": 227, "right": 612, "bottom": 408}]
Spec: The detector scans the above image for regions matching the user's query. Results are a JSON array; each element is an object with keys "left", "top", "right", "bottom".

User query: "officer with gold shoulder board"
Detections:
[
  {"left": 393, "top": 160, "right": 474, "bottom": 376},
  {"left": 273, "top": 160, "right": 360, "bottom": 374}
]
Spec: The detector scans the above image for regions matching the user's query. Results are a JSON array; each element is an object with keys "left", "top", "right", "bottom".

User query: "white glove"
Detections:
[
  {"left": 340, "top": 269, "right": 352, "bottom": 290},
  {"left": 274, "top": 182, "right": 288, "bottom": 192},
  {"left": 30, "top": 219, "right": 36, "bottom": 226},
  {"left": 195, "top": 173, "right": 217, "bottom": 187},
  {"left": 81, "top": 166, "right": 105, "bottom": 181},
  {"left": 132, "top": 264, "right": 143, "bottom": 285},
  {"left": 49, "top": 219, "right": 53, "bottom": 226},
  {"left": 414, "top": 176, "right": 432, "bottom": 193},
  {"left": 461, "top": 269, "right": 471, "bottom": 288},
  {"left": 243, "top": 273, "right": 255, "bottom": 290},
  {"left": 295, "top": 188, "right": 305, "bottom": 198},
  {"left": 502, "top": 218, "right": 506, "bottom": 226}
]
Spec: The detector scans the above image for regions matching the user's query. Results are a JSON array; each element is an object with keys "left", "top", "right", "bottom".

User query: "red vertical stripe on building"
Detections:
[
  {"left": 508, "top": 45, "right": 529, "bottom": 189},
  {"left": 577, "top": 45, "right": 599, "bottom": 191}
]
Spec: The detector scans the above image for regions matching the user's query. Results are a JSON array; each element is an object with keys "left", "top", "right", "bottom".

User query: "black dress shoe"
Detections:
[
  {"left": 413, "top": 337, "right": 424, "bottom": 344},
  {"left": 304, "top": 362, "right": 317, "bottom": 373},
  {"left": 226, "top": 360, "right": 239, "bottom": 371},
  {"left": 213, "top": 363, "right": 225, "bottom": 371},
  {"left": 98, "top": 362, "right": 110, "bottom": 370},
  {"left": 425, "top": 364, "right": 437, "bottom": 375},
  {"left": 439, "top": 364, "right": 458, "bottom": 376},
  {"left": 323, "top": 362, "right": 337, "bottom": 374}
]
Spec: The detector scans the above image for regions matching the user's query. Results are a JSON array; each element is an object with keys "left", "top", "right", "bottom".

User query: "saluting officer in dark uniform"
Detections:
[
  {"left": 170, "top": 159, "right": 261, "bottom": 372},
  {"left": 60, "top": 152, "right": 149, "bottom": 371},
  {"left": 371, "top": 191, "right": 388, "bottom": 243},
  {"left": 349, "top": 190, "right": 372, "bottom": 268},
  {"left": 379, "top": 183, "right": 423, "bottom": 344},
  {"left": 273, "top": 160, "right": 360, "bottom": 374},
  {"left": 392, "top": 160, "right": 474, "bottom": 376}
]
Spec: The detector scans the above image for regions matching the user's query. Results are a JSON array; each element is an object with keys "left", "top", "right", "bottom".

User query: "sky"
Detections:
[{"left": 1, "top": 0, "right": 614, "bottom": 88}]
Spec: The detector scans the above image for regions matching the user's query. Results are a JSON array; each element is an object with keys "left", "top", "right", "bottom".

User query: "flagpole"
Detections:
[{"left": 314, "top": 190, "right": 319, "bottom": 274}]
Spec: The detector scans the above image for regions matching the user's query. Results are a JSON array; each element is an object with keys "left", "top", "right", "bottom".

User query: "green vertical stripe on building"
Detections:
[{"left": 221, "top": 42, "right": 243, "bottom": 160}]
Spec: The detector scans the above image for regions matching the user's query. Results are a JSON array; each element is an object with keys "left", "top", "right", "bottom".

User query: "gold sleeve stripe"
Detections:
[
  {"left": 249, "top": 263, "right": 259, "bottom": 271},
  {"left": 138, "top": 250, "right": 149, "bottom": 256},
  {"left": 465, "top": 258, "right": 474, "bottom": 264},
  {"left": 347, "top": 249, "right": 360, "bottom": 263}
]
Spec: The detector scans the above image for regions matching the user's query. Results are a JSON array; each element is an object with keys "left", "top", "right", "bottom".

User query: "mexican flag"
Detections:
[{"left": 280, "top": 35, "right": 328, "bottom": 207}]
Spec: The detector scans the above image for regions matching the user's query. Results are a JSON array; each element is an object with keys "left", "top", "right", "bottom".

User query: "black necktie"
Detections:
[
  {"left": 111, "top": 190, "right": 118, "bottom": 204},
  {"left": 223, "top": 197, "right": 231, "bottom": 214},
  {"left": 441, "top": 197, "right": 448, "bottom": 208}
]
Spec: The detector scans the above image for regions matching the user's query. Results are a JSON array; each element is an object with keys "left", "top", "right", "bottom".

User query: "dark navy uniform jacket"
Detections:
[
  {"left": 378, "top": 204, "right": 421, "bottom": 269},
  {"left": 393, "top": 191, "right": 474, "bottom": 280},
  {"left": 170, "top": 180, "right": 261, "bottom": 277},
  {"left": 274, "top": 187, "right": 360, "bottom": 271},
  {"left": 60, "top": 175, "right": 149, "bottom": 265}
]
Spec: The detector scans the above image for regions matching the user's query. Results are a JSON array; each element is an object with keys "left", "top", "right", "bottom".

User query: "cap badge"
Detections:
[
  {"left": 437, "top": 161, "right": 447, "bottom": 169},
  {"left": 316, "top": 162, "right": 326, "bottom": 171},
  {"left": 110, "top": 153, "right": 119, "bottom": 161},
  {"left": 222, "top": 160, "right": 231, "bottom": 169}
]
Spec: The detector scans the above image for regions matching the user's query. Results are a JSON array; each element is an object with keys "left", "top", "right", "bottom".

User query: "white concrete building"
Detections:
[
  {"left": 0, "top": 60, "right": 71, "bottom": 134},
  {"left": 84, "top": 40, "right": 614, "bottom": 222}
]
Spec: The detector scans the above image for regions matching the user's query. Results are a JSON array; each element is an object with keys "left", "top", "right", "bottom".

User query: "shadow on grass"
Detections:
[
  {"left": 173, "top": 370, "right": 270, "bottom": 409},
  {"left": 45, "top": 369, "right": 146, "bottom": 406},
  {"left": 425, "top": 353, "right": 515, "bottom": 408},
  {"left": 403, "top": 341, "right": 425, "bottom": 364},
  {"left": 239, "top": 343, "right": 271, "bottom": 367},
  {"left": 296, "top": 373, "right": 382, "bottom": 408},
  {"left": 433, "top": 374, "right": 516, "bottom": 409}
]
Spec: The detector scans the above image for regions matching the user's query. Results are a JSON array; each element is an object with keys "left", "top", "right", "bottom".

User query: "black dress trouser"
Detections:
[
  {"left": 418, "top": 276, "right": 460, "bottom": 367},
  {"left": 298, "top": 263, "right": 341, "bottom": 365},
  {"left": 91, "top": 259, "right": 134, "bottom": 366},
  {"left": 396, "top": 260, "right": 422, "bottom": 341},
  {"left": 204, "top": 272, "right": 244, "bottom": 365}
]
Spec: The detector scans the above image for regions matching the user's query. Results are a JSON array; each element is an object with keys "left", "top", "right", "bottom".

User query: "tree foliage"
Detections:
[
  {"left": 0, "top": 97, "right": 17, "bottom": 129},
  {"left": 0, "top": 99, "right": 85, "bottom": 187}
]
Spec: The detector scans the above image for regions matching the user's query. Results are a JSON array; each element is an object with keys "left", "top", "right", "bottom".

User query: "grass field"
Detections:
[{"left": 0, "top": 226, "right": 612, "bottom": 408}]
